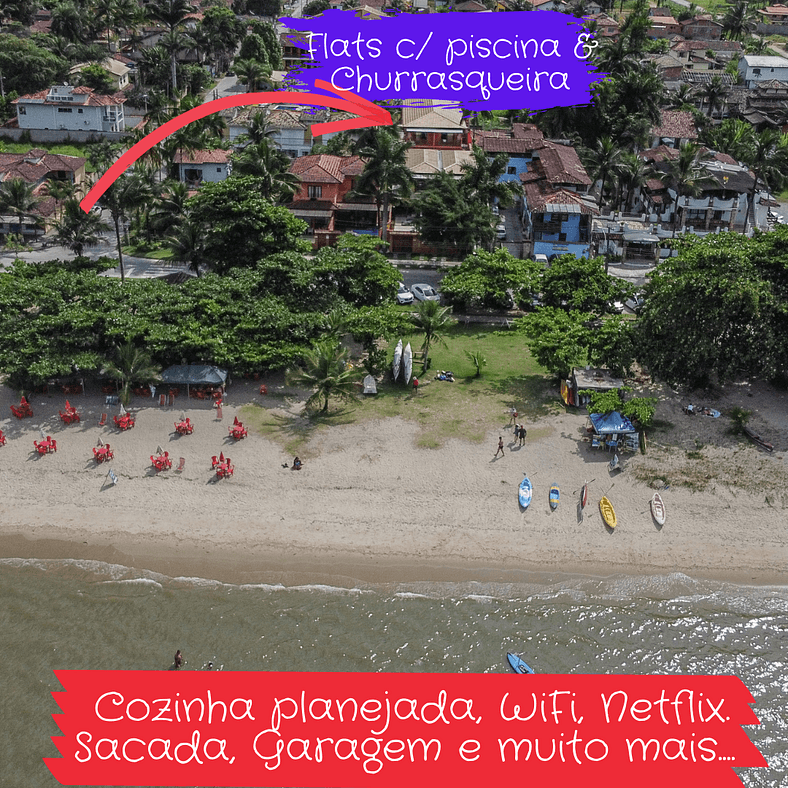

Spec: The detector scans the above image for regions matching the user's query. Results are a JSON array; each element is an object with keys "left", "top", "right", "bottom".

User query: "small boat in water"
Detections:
[{"left": 506, "top": 652, "right": 535, "bottom": 674}]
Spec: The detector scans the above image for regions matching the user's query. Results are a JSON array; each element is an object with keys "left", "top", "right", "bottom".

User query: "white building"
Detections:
[
  {"left": 738, "top": 55, "right": 788, "bottom": 88},
  {"left": 13, "top": 85, "right": 125, "bottom": 134},
  {"left": 174, "top": 149, "right": 231, "bottom": 186}
]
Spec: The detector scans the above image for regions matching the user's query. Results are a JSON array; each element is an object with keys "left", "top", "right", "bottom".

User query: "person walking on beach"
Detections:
[
  {"left": 508, "top": 407, "right": 518, "bottom": 425},
  {"left": 519, "top": 424, "right": 527, "bottom": 446},
  {"left": 494, "top": 436, "right": 505, "bottom": 458},
  {"left": 174, "top": 650, "right": 183, "bottom": 669}
]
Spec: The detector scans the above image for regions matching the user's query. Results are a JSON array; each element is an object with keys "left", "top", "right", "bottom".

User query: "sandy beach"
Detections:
[{"left": 1, "top": 377, "right": 787, "bottom": 586}]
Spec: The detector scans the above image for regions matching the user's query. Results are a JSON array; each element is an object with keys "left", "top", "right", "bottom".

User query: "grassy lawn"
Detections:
[
  {"left": 240, "top": 324, "right": 561, "bottom": 457},
  {"left": 122, "top": 244, "right": 176, "bottom": 260}
]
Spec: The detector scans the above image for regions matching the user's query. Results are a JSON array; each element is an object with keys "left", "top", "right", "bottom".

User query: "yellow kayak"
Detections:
[{"left": 599, "top": 496, "right": 617, "bottom": 529}]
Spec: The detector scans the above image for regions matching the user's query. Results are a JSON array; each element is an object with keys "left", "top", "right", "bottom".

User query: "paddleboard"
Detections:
[
  {"left": 580, "top": 481, "right": 588, "bottom": 509},
  {"left": 392, "top": 339, "right": 402, "bottom": 382},
  {"left": 402, "top": 342, "right": 413, "bottom": 385},
  {"left": 518, "top": 476, "right": 532, "bottom": 509},
  {"left": 506, "top": 652, "right": 535, "bottom": 674},
  {"left": 599, "top": 496, "right": 617, "bottom": 528},
  {"left": 549, "top": 485, "right": 560, "bottom": 510},
  {"left": 650, "top": 492, "right": 666, "bottom": 526}
]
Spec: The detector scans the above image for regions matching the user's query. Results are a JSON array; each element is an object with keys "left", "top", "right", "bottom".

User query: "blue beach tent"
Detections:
[{"left": 589, "top": 411, "right": 637, "bottom": 435}]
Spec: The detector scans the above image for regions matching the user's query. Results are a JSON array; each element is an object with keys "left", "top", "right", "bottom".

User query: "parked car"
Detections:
[
  {"left": 534, "top": 253, "right": 549, "bottom": 267},
  {"left": 411, "top": 283, "right": 440, "bottom": 302},
  {"left": 396, "top": 283, "right": 414, "bottom": 305},
  {"left": 491, "top": 204, "right": 499, "bottom": 216},
  {"left": 625, "top": 292, "right": 646, "bottom": 313},
  {"left": 496, "top": 223, "right": 507, "bottom": 240}
]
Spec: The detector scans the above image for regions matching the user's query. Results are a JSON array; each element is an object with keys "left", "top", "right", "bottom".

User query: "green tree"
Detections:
[
  {"left": 198, "top": 5, "right": 244, "bottom": 74},
  {"left": 583, "top": 136, "right": 622, "bottom": 210},
  {"left": 186, "top": 176, "right": 309, "bottom": 273},
  {"left": 286, "top": 339, "right": 360, "bottom": 413},
  {"left": 516, "top": 307, "right": 590, "bottom": 379},
  {"left": 230, "top": 139, "right": 299, "bottom": 202},
  {"left": 352, "top": 128, "right": 413, "bottom": 244},
  {"left": 103, "top": 341, "right": 162, "bottom": 406},
  {"left": 76, "top": 63, "right": 115, "bottom": 94},
  {"left": 410, "top": 299, "right": 454, "bottom": 372},
  {"left": 54, "top": 199, "right": 108, "bottom": 257},
  {"left": 440, "top": 248, "right": 542, "bottom": 311},
  {"left": 311, "top": 234, "right": 401, "bottom": 307},
  {"left": 0, "top": 36, "right": 69, "bottom": 95},
  {"left": 0, "top": 177, "right": 41, "bottom": 242},
  {"left": 635, "top": 230, "right": 787, "bottom": 386},
  {"left": 541, "top": 255, "right": 625, "bottom": 314},
  {"left": 413, "top": 171, "right": 494, "bottom": 256},
  {"left": 233, "top": 57, "right": 271, "bottom": 92},
  {"left": 721, "top": 0, "right": 757, "bottom": 40},
  {"left": 741, "top": 128, "right": 788, "bottom": 233},
  {"left": 662, "top": 142, "right": 714, "bottom": 236}
]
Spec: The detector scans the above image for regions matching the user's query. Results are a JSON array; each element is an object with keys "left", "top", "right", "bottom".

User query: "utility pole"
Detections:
[{"left": 0, "top": 70, "right": 5, "bottom": 100}]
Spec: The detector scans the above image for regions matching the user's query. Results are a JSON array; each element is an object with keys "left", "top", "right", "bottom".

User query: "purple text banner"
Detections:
[{"left": 282, "top": 10, "right": 602, "bottom": 111}]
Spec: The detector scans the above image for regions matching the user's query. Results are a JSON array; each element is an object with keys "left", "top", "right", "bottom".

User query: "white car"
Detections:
[
  {"left": 411, "top": 283, "right": 440, "bottom": 302},
  {"left": 496, "top": 223, "right": 506, "bottom": 240},
  {"left": 396, "top": 283, "right": 414, "bottom": 305}
]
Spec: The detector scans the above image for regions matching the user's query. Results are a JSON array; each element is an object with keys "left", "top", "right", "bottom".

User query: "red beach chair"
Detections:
[
  {"left": 0, "top": 429, "right": 6, "bottom": 446},
  {"left": 176, "top": 457, "right": 185, "bottom": 472},
  {"left": 99, "top": 413, "right": 107, "bottom": 426}
]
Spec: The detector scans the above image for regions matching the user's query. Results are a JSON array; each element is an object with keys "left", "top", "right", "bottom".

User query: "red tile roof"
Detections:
[
  {"left": 288, "top": 154, "right": 364, "bottom": 182},
  {"left": 0, "top": 151, "right": 86, "bottom": 185},
  {"left": 522, "top": 182, "right": 598, "bottom": 214},
  {"left": 651, "top": 110, "right": 698, "bottom": 140},
  {"left": 173, "top": 149, "right": 230, "bottom": 164},
  {"left": 538, "top": 141, "right": 592, "bottom": 186}
]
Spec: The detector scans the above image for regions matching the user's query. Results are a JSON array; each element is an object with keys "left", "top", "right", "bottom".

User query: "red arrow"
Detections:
[{"left": 79, "top": 80, "right": 392, "bottom": 212}]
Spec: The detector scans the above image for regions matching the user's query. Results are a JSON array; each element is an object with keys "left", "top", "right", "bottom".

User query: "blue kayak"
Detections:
[
  {"left": 506, "top": 652, "right": 535, "bottom": 674},
  {"left": 518, "top": 476, "right": 532, "bottom": 509}
]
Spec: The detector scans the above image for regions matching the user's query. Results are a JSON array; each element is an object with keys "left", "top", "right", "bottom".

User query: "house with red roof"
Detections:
[
  {"left": 286, "top": 154, "right": 377, "bottom": 247},
  {"left": 649, "top": 110, "right": 698, "bottom": 148},
  {"left": 0, "top": 148, "right": 86, "bottom": 241},
  {"left": 13, "top": 85, "right": 126, "bottom": 136},
  {"left": 519, "top": 141, "right": 596, "bottom": 260}
]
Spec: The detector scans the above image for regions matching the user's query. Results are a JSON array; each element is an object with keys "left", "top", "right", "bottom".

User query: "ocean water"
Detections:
[{"left": 1, "top": 559, "right": 786, "bottom": 787}]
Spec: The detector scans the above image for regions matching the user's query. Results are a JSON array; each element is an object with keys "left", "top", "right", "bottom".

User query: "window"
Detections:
[
  {"left": 58, "top": 107, "right": 73, "bottom": 113},
  {"left": 216, "top": 167, "right": 222, "bottom": 172},
  {"left": 18, "top": 106, "right": 25, "bottom": 114},
  {"left": 440, "top": 133, "right": 448, "bottom": 143},
  {"left": 78, "top": 108, "right": 83, "bottom": 114},
  {"left": 507, "top": 166, "right": 516, "bottom": 175},
  {"left": 308, "top": 185, "right": 322, "bottom": 200}
]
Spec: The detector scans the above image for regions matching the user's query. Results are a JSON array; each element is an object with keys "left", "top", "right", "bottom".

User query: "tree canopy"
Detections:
[
  {"left": 636, "top": 226, "right": 788, "bottom": 387},
  {"left": 440, "top": 248, "right": 542, "bottom": 311}
]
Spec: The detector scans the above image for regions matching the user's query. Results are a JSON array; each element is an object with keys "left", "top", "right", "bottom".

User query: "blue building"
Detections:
[{"left": 520, "top": 142, "right": 596, "bottom": 260}]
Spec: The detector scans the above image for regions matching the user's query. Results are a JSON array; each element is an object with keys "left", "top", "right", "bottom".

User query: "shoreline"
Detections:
[
  {"left": 2, "top": 381, "right": 787, "bottom": 589},
  {"left": 3, "top": 529, "right": 788, "bottom": 589}
]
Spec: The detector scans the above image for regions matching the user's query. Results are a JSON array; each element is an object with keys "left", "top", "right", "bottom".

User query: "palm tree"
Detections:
[
  {"left": 286, "top": 340, "right": 360, "bottom": 413},
  {"left": 97, "top": 173, "right": 149, "bottom": 283},
  {"left": 583, "top": 137, "right": 622, "bottom": 211},
  {"left": 103, "top": 342, "right": 162, "bottom": 407},
  {"left": 665, "top": 83, "right": 696, "bottom": 111},
  {"left": 616, "top": 152, "right": 653, "bottom": 214},
  {"left": 699, "top": 75, "right": 728, "bottom": 119},
  {"left": 230, "top": 139, "right": 299, "bottom": 202},
  {"left": 411, "top": 300, "right": 454, "bottom": 372},
  {"left": 152, "top": 179, "right": 190, "bottom": 234},
  {"left": 662, "top": 142, "right": 714, "bottom": 236},
  {"left": 742, "top": 128, "right": 788, "bottom": 232},
  {"left": 0, "top": 178, "right": 41, "bottom": 243},
  {"left": 352, "top": 128, "right": 413, "bottom": 244},
  {"left": 233, "top": 58, "right": 271, "bottom": 92},
  {"left": 722, "top": 0, "right": 757, "bottom": 41},
  {"left": 164, "top": 216, "right": 204, "bottom": 276},
  {"left": 54, "top": 198, "right": 108, "bottom": 256}
]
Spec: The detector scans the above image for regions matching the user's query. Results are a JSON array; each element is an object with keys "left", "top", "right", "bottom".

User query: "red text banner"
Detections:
[{"left": 46, "top": 671, "right": 765, "bottom": 787}]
